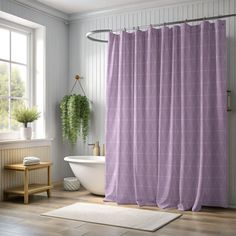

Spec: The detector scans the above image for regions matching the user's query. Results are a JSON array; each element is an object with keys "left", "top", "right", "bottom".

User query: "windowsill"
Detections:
[{"left": 0, "top": 138, "right": 53, "bottom": 149}]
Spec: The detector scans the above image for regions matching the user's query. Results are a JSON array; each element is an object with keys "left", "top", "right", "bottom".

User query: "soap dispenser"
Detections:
[
  {"left": 93, "top": 141, "right": 100, "bottom": 156},
  {"left": 101, "top": 144, "right": 105, "bottom": 156}
]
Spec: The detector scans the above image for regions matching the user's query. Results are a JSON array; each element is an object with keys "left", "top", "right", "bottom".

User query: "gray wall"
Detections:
[
  {"left": 68, "top": 0, "right": 236, "bottom": 206},
  {"left": 0, "top": 0, "right": 71, "bottom": 181}
]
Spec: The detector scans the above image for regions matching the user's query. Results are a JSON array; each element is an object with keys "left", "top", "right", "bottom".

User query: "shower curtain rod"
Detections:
[{"left": 86, "top": 13, "right": 236, "bottom": 43}]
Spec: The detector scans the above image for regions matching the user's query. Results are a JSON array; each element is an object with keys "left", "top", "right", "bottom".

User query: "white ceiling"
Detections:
[{"left": 36, "top": 0, "right": 162, "bottom": 14}]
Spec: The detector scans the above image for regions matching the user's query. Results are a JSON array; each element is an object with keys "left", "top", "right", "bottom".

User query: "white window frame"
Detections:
[{"left": 0, "top": 19, "right": 34, "bottom": 140}]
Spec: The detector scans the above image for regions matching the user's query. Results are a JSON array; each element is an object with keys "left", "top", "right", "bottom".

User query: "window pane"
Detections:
[
  {"left": 0, "top": 28, "right": 10, "bottom": 60},
  {"left": 0, "top": 62, "right": 9, "bottom": 97},
  {"left": 11, "top": 31, "right": 27, "bottom": 64},
  {"left": 11, "top": 98, "right": 26, "bottom": 131},
  {"left": 0, "top": 99, "right": 9, "bottom": 132},
  {"left": 11, "top": 64, "right": 27, "bottom": 98}
]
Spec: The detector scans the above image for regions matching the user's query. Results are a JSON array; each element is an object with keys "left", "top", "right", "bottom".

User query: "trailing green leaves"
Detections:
[
  {"left": 60, "top": 95, "right": 70, "bottom": 141},
  {"left": 60, "top": 94, "right": 90, "bottom": 144},
  {"left": 79, "top": 95, "right": 90, "bottom": 142}
]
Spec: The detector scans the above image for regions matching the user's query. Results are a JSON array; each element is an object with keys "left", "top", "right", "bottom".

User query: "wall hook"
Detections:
[{"left": 70, "top": 74, "right": 92, "bottom": 104}]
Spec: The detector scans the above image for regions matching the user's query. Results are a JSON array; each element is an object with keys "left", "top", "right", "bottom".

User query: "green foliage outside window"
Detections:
[{"left": 0, "top": 63, "right": 26, "bottom": 132}]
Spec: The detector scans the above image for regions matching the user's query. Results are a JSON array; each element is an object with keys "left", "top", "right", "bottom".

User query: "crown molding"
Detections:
[
  {"left": 10, "top": 0, "right": 69, "bottom": 22},
  {"left": 69, "top": 0, "right": 201, "bottom": 22},
  {"left": 8, "top": 0, "right": 203, "bottom": 23}
]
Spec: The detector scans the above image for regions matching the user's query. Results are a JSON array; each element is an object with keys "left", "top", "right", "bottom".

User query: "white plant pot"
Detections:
[{"left": 20, "top": 127, "right": 32, "bottom": 140}]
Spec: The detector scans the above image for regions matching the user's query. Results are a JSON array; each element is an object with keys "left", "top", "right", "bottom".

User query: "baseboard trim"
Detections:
[{"left": 52, "top": 181, "right": 63, "bottom": 187}]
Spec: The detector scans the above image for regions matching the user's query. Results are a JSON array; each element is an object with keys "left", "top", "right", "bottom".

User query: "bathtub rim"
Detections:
[{"left": 64, "top": 156, "right": 105, "bottom": 164}]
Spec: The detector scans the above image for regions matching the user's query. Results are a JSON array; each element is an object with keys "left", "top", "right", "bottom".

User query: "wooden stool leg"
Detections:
[
  {"left": 24, "top": 169, "right": 29, "bottom": 204},
  {"left": 3, "top": 192, "right": 8, "bottom": 201},
  {"left": 47, "top": 165, "right": 51, "bottom": 198}
]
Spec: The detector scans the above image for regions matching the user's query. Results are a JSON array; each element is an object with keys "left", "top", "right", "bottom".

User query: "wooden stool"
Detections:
[{"left": 4, "top": 162, "right": 53, "bottom": 204}]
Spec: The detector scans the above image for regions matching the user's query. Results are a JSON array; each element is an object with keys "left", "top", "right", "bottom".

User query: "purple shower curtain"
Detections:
[{"left": 105, "top": 20, "right": 227, "bottom": 211}]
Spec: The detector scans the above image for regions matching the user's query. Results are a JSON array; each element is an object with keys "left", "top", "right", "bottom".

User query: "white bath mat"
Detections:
[{"left": 42, "top": 202, "right": 181, "bottom": 232}]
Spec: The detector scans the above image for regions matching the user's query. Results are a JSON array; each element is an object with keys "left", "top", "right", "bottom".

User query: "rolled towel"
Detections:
[{"left": 23, "top": 156, "right": 40, "bottom": 166}]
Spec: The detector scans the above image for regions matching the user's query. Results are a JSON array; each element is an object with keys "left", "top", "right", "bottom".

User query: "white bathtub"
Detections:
[{"left": 64, "top": 156, "right": 105, "bottom": 196}]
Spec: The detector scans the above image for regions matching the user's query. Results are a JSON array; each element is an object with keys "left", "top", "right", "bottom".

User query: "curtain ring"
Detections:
[
  {"left": 137, "top": 26, "right": 140, "bottom": 30},
  {"left": 124, "top": 27, "right": 127, "bottom": 32}
]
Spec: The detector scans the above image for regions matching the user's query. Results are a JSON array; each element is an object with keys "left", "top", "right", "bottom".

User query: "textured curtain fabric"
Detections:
[{"left": 105, "top": 21, "right": 227, "bottom": 211}]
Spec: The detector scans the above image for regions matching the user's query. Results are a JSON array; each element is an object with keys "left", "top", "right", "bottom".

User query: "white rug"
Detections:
[{"left": 42, "top": 202, "right": 181, "bottom": 232}]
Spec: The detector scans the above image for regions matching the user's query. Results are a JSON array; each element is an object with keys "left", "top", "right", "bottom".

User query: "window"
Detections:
[
  {"left": 0, "top": 25, "right": 31, "bottom": 134},
  {"left": 0, "top": 13, "right": 46, "bottom": 141},
  {"left": 0, "top": 16, "right": 43, "bottom": 140},
  {"left": 0, "top": 21, "right": 32, "bottom": 138}
]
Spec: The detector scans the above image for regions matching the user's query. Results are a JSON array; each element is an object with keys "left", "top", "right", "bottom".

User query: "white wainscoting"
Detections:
[
  {"left": 69, "top": 0, "right": 236, "bottom": 206},
  {"left": 0, "top": 144, "right": 51, "bottom": 201}
]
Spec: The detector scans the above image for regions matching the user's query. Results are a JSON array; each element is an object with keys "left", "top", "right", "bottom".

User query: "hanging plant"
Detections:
[
  {"left": 60, "top": 94, "right": 90, "bottom": 144},
  {"left": 60, "top": 95, "right": 70, "bottom": 141},
  {"left": 78, "top": 95, "right": 90, "bottom": 142},
  {"left": 67, "top": 94, "right": 80, "bottom": 144}
]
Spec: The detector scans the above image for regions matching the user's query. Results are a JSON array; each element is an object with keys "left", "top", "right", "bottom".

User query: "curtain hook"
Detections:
[
  {"left": 124, "top": 27, "right": 127, "bottom": 32},
  {"left": 137, "top": 26, "right": 140, "bottom": 30}
]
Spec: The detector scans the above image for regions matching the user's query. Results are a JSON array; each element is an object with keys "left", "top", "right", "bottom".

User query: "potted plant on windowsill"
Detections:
[{"left": 13, "top": 106, "right": 40, "bottom": 140}]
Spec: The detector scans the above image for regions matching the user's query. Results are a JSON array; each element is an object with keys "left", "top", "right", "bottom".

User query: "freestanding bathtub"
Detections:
[{"left": 64, "top": 156, "right": 105, "bottom": 196}]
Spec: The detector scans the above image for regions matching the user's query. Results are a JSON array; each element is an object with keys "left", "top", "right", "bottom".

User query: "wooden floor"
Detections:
[{"left": 0, "top": 186, "right": 235, "bottom": 236}]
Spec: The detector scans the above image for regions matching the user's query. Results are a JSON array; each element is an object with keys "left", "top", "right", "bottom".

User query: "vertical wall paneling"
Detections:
[
  {"left": 69, "top": 0, "right": 236, "bottom": 206},
  {"left": 0, "top": 145, "right": 51, "bottom": 201}
]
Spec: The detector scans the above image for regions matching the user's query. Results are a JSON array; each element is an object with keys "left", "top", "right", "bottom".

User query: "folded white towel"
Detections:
[
  {"left": 23, "top": 156, "right": 40, "bottom": 166},
  {"left": 24, "top": 156, "right": 40, "bottom": 161}
]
